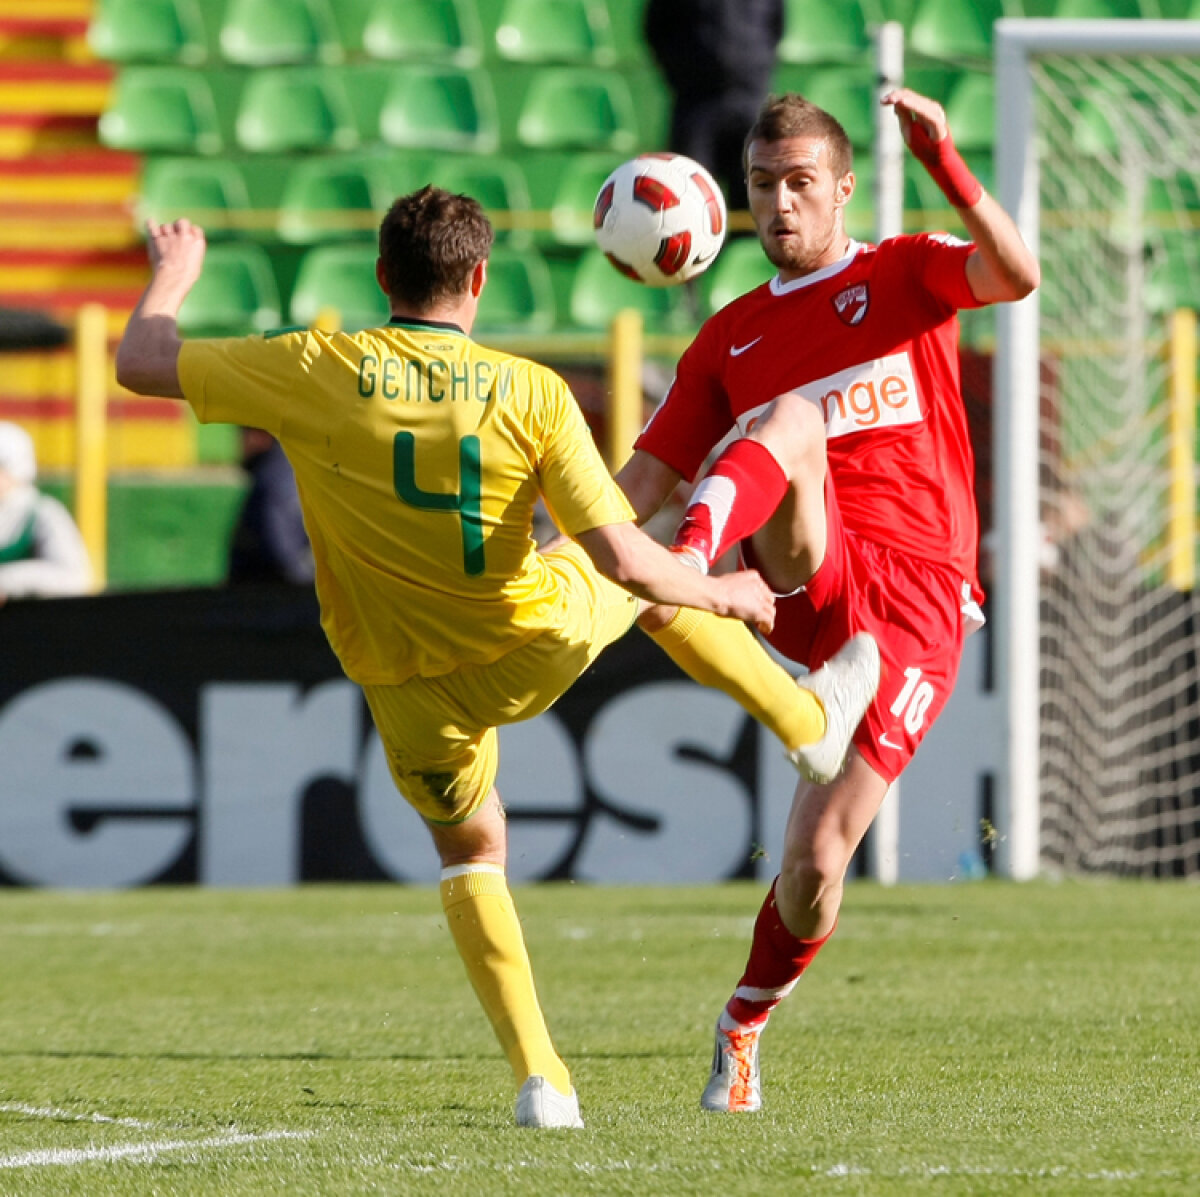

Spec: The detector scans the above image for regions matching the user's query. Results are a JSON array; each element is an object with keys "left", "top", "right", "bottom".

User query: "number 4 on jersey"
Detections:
[{"left": 393, "top": 432, "right": 485, "bottom": 576}]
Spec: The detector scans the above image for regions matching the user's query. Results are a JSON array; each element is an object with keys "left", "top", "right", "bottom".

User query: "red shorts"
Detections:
[{"left": 745, "top": 485, "right": 970, "bottom": 784}]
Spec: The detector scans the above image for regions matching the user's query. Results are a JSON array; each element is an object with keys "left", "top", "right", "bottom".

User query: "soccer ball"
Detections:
[{"left": 593, "top": 153, "right": 727, "bottom": 287}]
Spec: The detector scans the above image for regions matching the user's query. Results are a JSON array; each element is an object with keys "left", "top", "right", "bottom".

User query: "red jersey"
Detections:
[{"left": 636, "top": 234, "right": 985, "bottom": 594}]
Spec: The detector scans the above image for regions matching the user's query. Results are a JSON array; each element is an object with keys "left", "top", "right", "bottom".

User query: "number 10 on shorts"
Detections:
[{"left": 890, "top": 666, "right": 935, "bottom": 734}]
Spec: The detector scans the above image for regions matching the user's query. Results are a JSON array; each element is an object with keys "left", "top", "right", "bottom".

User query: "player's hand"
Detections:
[
  {"left": 711, "top": 568, "right": 776, "bottom": 635},
  {"left": 881, "top": 88, "right": 949, "bottom": 156},
  {"left": 144, "top": 219, "right": 207, "bottom": 291}
]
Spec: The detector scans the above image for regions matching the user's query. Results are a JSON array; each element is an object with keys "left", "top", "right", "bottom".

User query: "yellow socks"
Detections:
[
  {"left": 440, "top": 864, "right": 572, "bottom": 1097},
  {"left": 646, "top": 606, "right": 826, "bottom": 751}
]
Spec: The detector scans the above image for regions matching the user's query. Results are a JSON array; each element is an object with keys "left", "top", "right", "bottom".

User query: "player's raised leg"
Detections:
[{"left": 673, "top": 391, "right": 829, "bottom": 595}]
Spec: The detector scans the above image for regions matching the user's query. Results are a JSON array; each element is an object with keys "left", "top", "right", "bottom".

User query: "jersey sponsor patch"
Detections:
[{"left": 791, "top": 352, "right": 923, "bottom": 440}]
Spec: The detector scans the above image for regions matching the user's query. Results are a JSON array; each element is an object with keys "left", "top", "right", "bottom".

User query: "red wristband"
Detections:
[{"left": 909, "top": 124, "right": 983, "bottom": 209}]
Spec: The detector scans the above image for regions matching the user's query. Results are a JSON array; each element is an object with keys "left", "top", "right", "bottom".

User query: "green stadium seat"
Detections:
[
  {"left": 289, "top": 244, "right": 391, "bottom": 331},
  {"left": 546, "top": 151, "right": 625, "bottom": 246},
  {"left": 1052, "top": 0, "right": 1141, "bottom": 16},
  {"left": 908, "top": 0, "right": 1001, "bottom": 62},
  {"left": 778, "top": 0, "right": 870, "bottom": 65},
  {"left": 88, "top": 0, "right": 208, "bottom": 65},
  {"left": 568, "top": 246, "right": 693, "bottom": 332},
  {"left": 426, "top": 155, "right": 534, "bottom": 244},
  {"left": 219, "top": 0, "right": 344, "bottom": 65},
  {"left": 796, "top": 67, "right": 876, "bottom": 150},
  {"left": 475, "top": 245, "right": 556, "bottom": 332},
  {"left": 515, "top": 68, "right": 639, "bottom": 152},
  {"left": 235, "top": 67, "right": 359, "bottom": 153},
  {"left": 942, "top": 70, "right": 995, "bottom": 154},
  {"left": 866, "top": 0, "right": 919, "bottom": 24},
  {"left": 362, "top": 0, "right": 484, "bottom": 64},
  {"left": 137, "top": 157, "right": 251, "bottom": 238},
  {"left": 379, "top": 65, "right": 501, "bottom": 153},
  {"left": 492, "top": 0, "right": 618, "bottom": 65},
  {"left": 703, "top": 238, "right": 776, "bottom": 314},
  {"left": 900, "top": 64, "right": 960, "bottom": 107},
  {"left": 277, "top": 156, "right": 392, "bottom": 245},
  {"left": 98, "top": 66, "right": 223, "bottom": 154},
  {"left": 179, "top": 242, "right": 282, "bottom": 336}
]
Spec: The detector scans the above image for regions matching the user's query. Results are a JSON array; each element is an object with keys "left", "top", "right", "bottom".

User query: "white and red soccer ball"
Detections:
[{"left": 593, "top": 153, "right": 727, "bottom": 287}]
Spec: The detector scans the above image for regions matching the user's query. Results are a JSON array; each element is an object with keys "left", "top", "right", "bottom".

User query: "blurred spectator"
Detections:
[
  {"left": 227, "top": 427, "right": 314, "bottom": 585},
  {"left": 644, "top": 0, "right": 784, "bottom": 212},
  {"left": 0, "top": 422, "right": 92, "bottom": 600}
]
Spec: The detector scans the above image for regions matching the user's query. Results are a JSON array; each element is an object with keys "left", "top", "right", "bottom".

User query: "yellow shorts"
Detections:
[{"left": 362, "top": 541, "right": 639, "bottom": 825}]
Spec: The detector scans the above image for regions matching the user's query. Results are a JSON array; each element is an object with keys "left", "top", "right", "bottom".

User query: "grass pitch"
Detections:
[{"left": 0, "top": 880, "right": 1197, "bottom": 1196}]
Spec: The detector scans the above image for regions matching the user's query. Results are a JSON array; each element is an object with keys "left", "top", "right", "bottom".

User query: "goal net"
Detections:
[{"left": 993, "top": 21, "right": 1200, "bottom": 878}]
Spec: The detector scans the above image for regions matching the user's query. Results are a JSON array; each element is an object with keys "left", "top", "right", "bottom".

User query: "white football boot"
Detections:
[
  {"left": 515, "top": 1075, "right": 584, "bottom": 1129},
  {"left": 787, "top": 632, "right": 881, "bottom": 785},
  {"left": 700, "top": 1021, "right": 763, "bottom": 1113}
]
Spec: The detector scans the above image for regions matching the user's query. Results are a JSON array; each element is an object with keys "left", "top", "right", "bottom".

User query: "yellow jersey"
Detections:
[{"left": 179, "top": 318, "right": 635, "bottom": 684}]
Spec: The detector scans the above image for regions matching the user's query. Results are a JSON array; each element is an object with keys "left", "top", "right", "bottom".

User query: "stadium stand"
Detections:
[
  {"left": 2, "top": 0, "right": 1188, "bottom": 585},
  {"left": 137, "top": 155, "right": 252, "bottom": 237},
  {"left": 98, "top": 65, "right": 224, "bottom": 154},
  {"left": 0, "top": 0, "right": 199, "bottom": 477},
  {"left": 475, "top": 244, "right": 557, "bottom": 333},
  {"left": 907, "top": 0, "right": 1001, "bottom": 62},
  {"left": 777, "top": 0, "right": 871, "bottom": 65},
  {"left": 234, "top": 66, "right": 359, "bottom": 152},
  {"left": 217, "top": 0, "right": 344, "bottom": 65},
  {"left": 491, "top": 0, "right": 619, "bottom": 66},
  {"left": 87, "top": 0, "right": 209, "bottom": 65},
  {"left": 176, "top": 240, "right": 282, "bottom": 336},
  {"left": 361, "top": 0, "right": 485, "bottom": 64},
  {"left": 288, "top": 242, "right": 388, "bottom": 330},
  {"left": 377, "top": 64, "right": 501, "bottom": 152},
  {"left": 513, "top": 66, "right": 640, "bottom": 152},
  {"left": 568, "top": 245, "right": 692, "bottom": 333},
  {"left": 275, "top": 155, "right": 391, "bottom": 244}
]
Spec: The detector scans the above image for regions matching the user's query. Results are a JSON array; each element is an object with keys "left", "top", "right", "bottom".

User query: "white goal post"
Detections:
[{"left": 993, "top": 21, "right": 1200, "bottom": 878}]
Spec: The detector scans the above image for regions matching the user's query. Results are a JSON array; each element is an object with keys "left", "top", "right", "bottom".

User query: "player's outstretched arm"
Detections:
[
  {"left": 115, "top": 219, "right": 208, "bottom": 399},
  {"left": 615, "top": 449, "right": 685, "bottom": 526},
  {"left": 576, "top": 521, "right": 775, "bottom": 633},
  {"left": 882, "top": 88, "right": 1040, "bottom": 305}
]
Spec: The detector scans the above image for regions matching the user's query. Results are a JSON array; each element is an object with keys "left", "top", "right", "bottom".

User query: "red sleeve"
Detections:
[
  {"left": 634, "top": 323, "right": 735, "bottom": 481},
  {"left": 914, "top": 232, "right": 984, "bottom": 311}
]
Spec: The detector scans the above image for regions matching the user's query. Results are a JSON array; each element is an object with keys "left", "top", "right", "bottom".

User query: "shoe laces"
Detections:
[{"left": 723, "top": 1026, "right": 759, "bottom": 1107}]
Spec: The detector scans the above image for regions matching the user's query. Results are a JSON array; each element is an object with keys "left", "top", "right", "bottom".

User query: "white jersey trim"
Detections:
[{"left": 769, "top": 241, "right": 865, "bottom": 297}]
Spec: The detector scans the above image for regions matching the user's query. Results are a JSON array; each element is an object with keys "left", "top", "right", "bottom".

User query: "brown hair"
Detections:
[
  {"left": 377, "top": 185, "right": 495, "bottom": 310},
  {"left": 744, "top": 93, "right": 854, "bottom": 181}
]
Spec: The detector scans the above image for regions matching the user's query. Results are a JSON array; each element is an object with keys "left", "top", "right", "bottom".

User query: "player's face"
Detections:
[{"left": 746, "top": 137, "right": 854, "bottom": 280}]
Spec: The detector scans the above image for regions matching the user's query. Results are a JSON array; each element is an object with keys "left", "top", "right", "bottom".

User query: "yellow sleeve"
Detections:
[
  {"left": 178, "top": 332, "right": 310, "bottom": 434},
  {"left": 535, "top": 373, "right": 636, "bottom": 536}
]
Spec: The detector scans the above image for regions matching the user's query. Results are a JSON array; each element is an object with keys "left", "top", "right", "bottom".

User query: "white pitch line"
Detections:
[
  {"left": 0, "top": 1103, "right": 155, "bottom": 1130},
  {"left": 0, "top": 1128, "right": 310, "bottom": 1170}
]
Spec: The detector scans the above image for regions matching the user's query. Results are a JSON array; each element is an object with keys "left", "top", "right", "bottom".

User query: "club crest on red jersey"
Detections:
[{"left": 833, "top": 282, "right": 869, "bottom": 326}]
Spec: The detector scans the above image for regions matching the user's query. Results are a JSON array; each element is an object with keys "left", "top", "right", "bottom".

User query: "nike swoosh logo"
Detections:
[
  {"left": 878, "top": 732, "right": 903, "bottom": 750},
  {"left": 729, "top": 336, "right": 763, "bottom": 357}
]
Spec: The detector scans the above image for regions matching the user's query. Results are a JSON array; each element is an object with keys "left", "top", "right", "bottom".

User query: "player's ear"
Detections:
[
  {"left": 470, "top": 258, "right": 487, "bottom": 298},
  {"left": 834, "top": 170, "right": 855, "bottom": 209},
  {"left": 375, "top": 257, "right": 389, "bottom": 298}
]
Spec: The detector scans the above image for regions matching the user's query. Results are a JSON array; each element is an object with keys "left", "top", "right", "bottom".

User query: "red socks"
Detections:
[
  {"left": 673, "top": 439, "right": 789, "bottom": 569},
  {"left": 724, "top": 879, "right": 835, "bottom": 1030}
]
